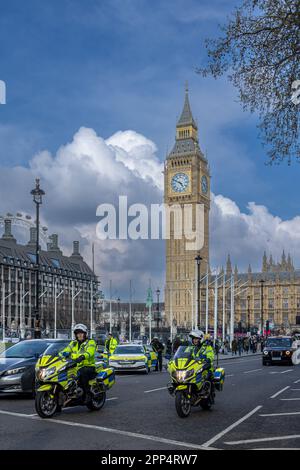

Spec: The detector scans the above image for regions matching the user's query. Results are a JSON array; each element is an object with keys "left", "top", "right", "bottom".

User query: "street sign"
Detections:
[{"left": 292, "top": 348, "right": 300, "bottom": 365}]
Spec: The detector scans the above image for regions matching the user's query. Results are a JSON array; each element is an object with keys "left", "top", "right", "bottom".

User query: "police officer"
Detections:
[
  {"left": 189, "top": 330, "right": 215, "bottom": 372},
  {"left": 60, "top": 324, "right": 96, "bottom": 403},
  {"left": 105, "top": 332, "right": 118, "bottom": 355}
]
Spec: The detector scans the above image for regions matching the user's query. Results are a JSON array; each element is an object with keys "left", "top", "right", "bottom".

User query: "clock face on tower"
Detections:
[
  {"left": 171, "top": 172, "right": 189, "bottom": 193},
  {"left": 201, "top": 175, "right": 208, "bottom": 194}
]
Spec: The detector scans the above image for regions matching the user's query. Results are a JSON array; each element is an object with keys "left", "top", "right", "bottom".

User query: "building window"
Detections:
[{"left": 283, "top": 298, "right": 288, "bottom": 309}]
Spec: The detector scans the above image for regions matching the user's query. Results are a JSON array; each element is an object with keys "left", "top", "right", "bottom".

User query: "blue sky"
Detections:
[
  {"left": 0, "top": 0, "right": 299, "bottom": 299},
  {"left": 0, "top": 0, "right": 299, "bottom": 218}
]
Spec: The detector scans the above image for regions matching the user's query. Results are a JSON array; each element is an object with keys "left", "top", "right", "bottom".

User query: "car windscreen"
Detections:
[
  {"left": 266, "top": 338, "right": 292, "bottom": 348},
  {"left": 41, "top": 342, "right": 70, "bottom": 357},
  {"left": 114, "top": 346, "right": 145, "bottom": 355},
  {"left": 1, "top": 341, "right": 51, "bottom": 358}
]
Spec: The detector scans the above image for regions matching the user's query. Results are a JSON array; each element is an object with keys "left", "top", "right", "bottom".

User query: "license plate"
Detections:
[{"left": 272, "top": 357, "right": 281, "bottom": 361}]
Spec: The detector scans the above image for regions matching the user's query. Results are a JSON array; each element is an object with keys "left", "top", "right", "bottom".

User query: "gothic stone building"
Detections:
[
  {"left": 164, "top": 88, "right": 300, "bottom": 333},
  {"left": 0, "top": 218, "right": 98, "bottom": 338}
]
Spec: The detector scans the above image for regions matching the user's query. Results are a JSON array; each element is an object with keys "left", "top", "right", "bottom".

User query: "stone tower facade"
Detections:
[{"left": 164, "top": 86, "right": 211, "bottom": 328}]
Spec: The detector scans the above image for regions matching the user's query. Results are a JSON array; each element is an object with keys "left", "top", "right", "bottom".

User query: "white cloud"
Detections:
[
  {"left": 211, "top": 194, "right": 300, "bottom": 271},
  {"left": 0, "top": 126, "right": 300, "bottom": 299}
]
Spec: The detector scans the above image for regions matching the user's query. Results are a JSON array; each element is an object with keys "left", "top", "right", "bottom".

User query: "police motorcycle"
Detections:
[
  {"left": 167, "top": 345, "right": 225, "bottom": 418},
  {"left": 35, "top": 343, "right": 115, "bottom": 419}
]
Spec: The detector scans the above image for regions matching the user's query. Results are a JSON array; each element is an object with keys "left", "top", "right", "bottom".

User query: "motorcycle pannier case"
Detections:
[
  {"left": 97, "top": 367, "right": 115, "bottom": 390},
  {"left": 213, "top": 367, "right": 225, "bottom": 391}
]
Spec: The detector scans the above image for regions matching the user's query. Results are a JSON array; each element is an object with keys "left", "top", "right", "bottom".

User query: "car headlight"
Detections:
[
  {"left": 285, "top": 351, "right": 291, "bottom": 355},
  {"left": 3, "top": 367, "right": 27, "bottom": 376},
  {"left": 263, "top": 350, "right": 269, "bottom": 355}
]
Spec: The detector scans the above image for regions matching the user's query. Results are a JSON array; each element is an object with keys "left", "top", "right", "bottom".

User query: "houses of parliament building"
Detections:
[{"left": 164, "top": 86, "right": 300, "bottom": 333}]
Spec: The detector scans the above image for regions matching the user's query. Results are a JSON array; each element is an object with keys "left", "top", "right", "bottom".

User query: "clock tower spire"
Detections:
[{"left": 164, "top": 85, "right": 211, "bottom": 330}]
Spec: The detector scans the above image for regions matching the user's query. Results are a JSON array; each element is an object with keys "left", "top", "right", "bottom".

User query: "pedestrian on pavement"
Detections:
[
  {"left": 231, "top": 337, "right": 238, "bottom": 355},
  {"left": 238, "top": 337, "right": 243, "bottom": 356},
  {"left": 243, "top": 337, "right": 249, "bottom": 354},
  {"left": 151, "top": 336, "right": 164, "bottom": 371}
]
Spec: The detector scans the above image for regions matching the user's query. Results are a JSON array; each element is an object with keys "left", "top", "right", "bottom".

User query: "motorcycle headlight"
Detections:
[
  {"left": 3, "top": 367, "right": 27, "bottom": 376},
  {"left": 173, "top": 369, "right": 194, "bottom": 382},
  {"left": 37, "top": 366, "right": 56, "bottom": 381}
]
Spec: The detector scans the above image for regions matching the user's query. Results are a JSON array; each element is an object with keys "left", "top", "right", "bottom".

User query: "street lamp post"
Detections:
[
  {"left": 247, "top": 295, "right": 251, "bottom": 333},
  {"left": 260, "top": 279, "right": 265, "bottom": 335},
  {"left": 30, "top": 178, "right": 45, "bottom": 337},
  {"left": 117, "top": 297, "right": 120, "bottom": 331},
  {"left": 195, "top": 255, "right": 202, "bottom": 329},
  {"left": 156, "top": 288, "right": 160, "bottom": 331}
]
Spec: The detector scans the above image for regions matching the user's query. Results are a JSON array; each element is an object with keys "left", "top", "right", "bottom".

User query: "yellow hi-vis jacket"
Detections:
[
  {"left": 60, "top": 339, "right": 96, "bottom": 367},
  {"left": 105, "top": 337, "right": 118, "bottom": 354}
]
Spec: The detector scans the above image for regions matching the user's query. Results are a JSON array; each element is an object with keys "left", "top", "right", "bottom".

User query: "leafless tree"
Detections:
[{"left": 198, "top": 0, "right": 300, "bottom": 164}]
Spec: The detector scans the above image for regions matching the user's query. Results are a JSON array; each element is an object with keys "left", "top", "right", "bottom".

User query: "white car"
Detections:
[{"left": 109, "top": 343, "right": 157, "bottom": 373}]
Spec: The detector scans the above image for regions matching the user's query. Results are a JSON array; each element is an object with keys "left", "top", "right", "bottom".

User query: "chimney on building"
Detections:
[
  {"left": 70, "top": 241, "right": 83, "bottom": 260},
  {"left": 2, "top": 219, "right": 16, "bottom": 243},
  {"left": 47, "top": 234, "right": 62, "bottom": 255},
  {"left": 27, "top": 227, "right": 37, "bottom": 247}
]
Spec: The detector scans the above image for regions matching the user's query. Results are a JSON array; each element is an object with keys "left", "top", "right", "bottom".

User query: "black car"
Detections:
[
  {"left": 262, "top": 336, "right": 296, "bottom": 366},
  {"left": 0, "top": 339, "right": 69, "bottom": 395}
]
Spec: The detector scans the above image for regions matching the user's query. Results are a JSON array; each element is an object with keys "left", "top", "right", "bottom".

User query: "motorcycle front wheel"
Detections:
[
  {"left": 175, "top": 391, "right": 191, "bottom": 418},
  {"left": 35, "top": 390, "right": 58, "bottom": 418}
]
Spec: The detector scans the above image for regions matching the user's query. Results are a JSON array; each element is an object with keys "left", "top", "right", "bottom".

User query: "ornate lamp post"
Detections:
[
  {"left": 247, "top": 295, "right": 251, "bottom": 333},
  {"left": 30, "top": 178, "right": 45, "bottom": 337},
  {"left": 195, "top": 255, "right": 202, "bottom": 329},
  {"left": 156, "top": 288, "right": 160, "bottom": 330},
  {"left": 260, "top": 279, "right": 265, "bottom": 335}
]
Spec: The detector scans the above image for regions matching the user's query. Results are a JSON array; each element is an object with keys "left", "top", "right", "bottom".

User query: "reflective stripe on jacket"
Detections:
[{"left": 60, "top": 339, "right": 96, "bottom": 367}]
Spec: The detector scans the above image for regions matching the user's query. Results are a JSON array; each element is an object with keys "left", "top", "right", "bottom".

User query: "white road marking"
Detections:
[
  {"left": 291, "top": 389, "right": 300, "bottom": 391},
  {"left": 107, "top": 397, "right": 118, "bottom": 401},
  {"left": 201, "top": 406, "right": 262, "bottom": 448},
  {"left": 260, "top": 412, "right": 300, "bottom": 417},
  {"left": 226, "top": 374, "right": 234, "bottom": 377},
  {"left": 224, "top": 435, "right": 300, "bottom": 445},
  {"left": 294, "top": 379, "right": 300, "bottom": 384},
  {"left": 218, "top": 358, "right": 261, "bottom": 366},
  {"left": 281, "top": 398, "right": 300, "bottom": 401},
  {"left": 244, "top": 368, "right": 262, "bottom": 374},
  {"left": 0, "top": 409, "right": 215, "bottom": 450},
  {"left": 270, "top": 386, "right": 290, "bottom": 399},
  {"left": 252, "top": 448, "right": 300, "bottom": 450},
  {"left": 144, "top": 387, "right": 167, "bottom": 393},
  {"left": 270, "top": 370, "right": 293, "bottom": 375}
]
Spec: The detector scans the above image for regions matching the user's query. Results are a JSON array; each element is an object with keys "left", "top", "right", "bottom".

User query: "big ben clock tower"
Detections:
[{"left": 164, "top": 85, "right": 211, "bottom": 329}]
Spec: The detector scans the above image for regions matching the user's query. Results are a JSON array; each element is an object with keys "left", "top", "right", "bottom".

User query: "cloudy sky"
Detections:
[{"left": 0, "top": 0, "right": 300, "bottom": 301}]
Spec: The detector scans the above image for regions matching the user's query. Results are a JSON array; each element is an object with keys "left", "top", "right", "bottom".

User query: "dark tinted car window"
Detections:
[
  {"left": 266, "top": 338, "right": 292, "bottom": 348},
  {"left": 1, "top": 341, "right": 51, "bottom": 358}
]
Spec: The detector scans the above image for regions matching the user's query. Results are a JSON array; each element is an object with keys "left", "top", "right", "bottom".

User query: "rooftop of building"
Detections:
[{"left": 0, "top": 218, "right": 95, "bottom": 281}]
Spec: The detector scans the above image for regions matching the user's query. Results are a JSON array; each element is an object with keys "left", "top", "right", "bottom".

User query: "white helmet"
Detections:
[
  {"left": 189, "top": 329, "right": 204, "bottom": 340},
  {"left": 73, "top": 323, "right": 88, "bottom": 335}
]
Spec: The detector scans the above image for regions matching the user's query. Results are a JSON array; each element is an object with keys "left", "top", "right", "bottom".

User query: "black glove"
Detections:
[{"left": 74, "top": 355, "right": 85, "bottom": 364}]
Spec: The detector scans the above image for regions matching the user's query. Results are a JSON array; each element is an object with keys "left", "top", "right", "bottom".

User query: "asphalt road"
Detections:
[{"left": 0, "top": 354, "right": 300, "bottom": 450}]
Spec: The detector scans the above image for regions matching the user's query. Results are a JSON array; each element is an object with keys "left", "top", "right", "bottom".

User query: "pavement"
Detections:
[{"left": 0, "top": 353, "right": 300, "bottom": 450}]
